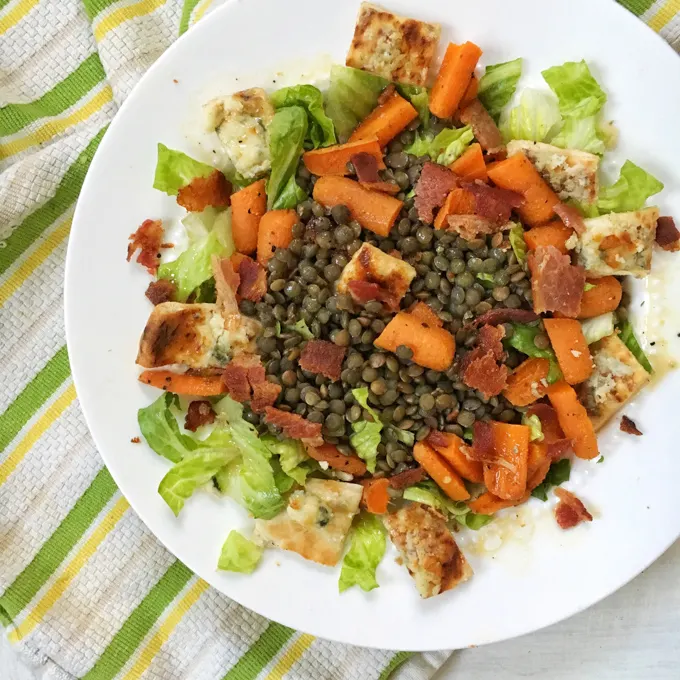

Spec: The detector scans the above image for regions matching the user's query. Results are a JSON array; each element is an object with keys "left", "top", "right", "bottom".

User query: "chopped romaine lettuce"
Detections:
[
  {"left": 339, "top": 513, "right": 387, "bottom": 593},
  {"left": 478, "top": 58, "right": 522, "bottom": 121},
  {"left": 597, "top": 160, "right": 663, "bottom": 214},
  {"left": 325, "top": 65, "right": 388, "bottom": 141},
  {"left": 153, "top": 143, "right": 217, "bottom": 196},
  {"left": 617, "top": 319, "right": 653, "bottom": 373},
  {"left": 396, "top": 84, "right": 429, "bottom": 126},
  {"left": 508, "top": 323, "right": 562, "bottom": 383},
  {"left": 522, "top": 413, "right": 544, "bottom": 442},
  {"left": 387, "top": 425, "right": 415, "bottom": 446},
  {"left": 267, "top": 106, "right": 308, "bottom": 210},
  {"left": 459, "top": 512, "right": 493, "bottom": 530},
  {"left": 137, "top": 393, "right": 197, "bottom": 463},
  {"left": 581, "top": 312, "right": 615, "bottom": 345},
  {"left": 349, "top": 387, "right": 383, "bottom": 474},
  {"left": 404, "top": 130, "right": 433, "bottom": 157},
  {"left": 217, "top": 530, "right": 263, "bottom": 573},
  {"left": 159, "top": 449, "right": 238, "bottom": 515},
  {"left": 271, "top": 84, "right": 336, "bottom": 148},
  {"left": 430, "top": 126, "right": 474, "bottom": 165},
  {"left": 531, "top": 458, "right": 571, "bottom": 501},
  {"left": 182, "top": 207, "right": 234, "bottom": 251},
  {"left": 508, "top": 223, "right": 527, "bottom": 264},
  {"left": 262, "top": 435, "right": 313, "bottom": 486},
  {"left": 499, "top": 89, "right": 562, "bottom": 143},
  {"left": 157, "top": 229, "right": 226, "bottom": 302},
  {"left": 542, "top": 60, "right": 606, "bottom": 119},
  {"left": 551, "top": 116, "right": 605, "bottom": 155}
]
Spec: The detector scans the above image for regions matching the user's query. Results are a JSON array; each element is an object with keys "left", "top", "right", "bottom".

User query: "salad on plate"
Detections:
[{"left": 126, "top": 2, "right": 677, "bottom": 598}]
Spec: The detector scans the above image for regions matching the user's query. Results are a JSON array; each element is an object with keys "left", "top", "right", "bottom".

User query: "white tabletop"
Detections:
[{"left": 2, "top": 539, "right": 678, "bottom": 679}]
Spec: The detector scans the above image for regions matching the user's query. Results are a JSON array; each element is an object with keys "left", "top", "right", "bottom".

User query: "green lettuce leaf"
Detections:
[
  {"left": 459, "top": 512, "right": 494, "bottom": 530},
  {"left": 271, "top": 84, "right": 336, "bottom": 149},
  {"left": 217, "top": 530, "right": 263, "bottom": 574},
  {"left": 508, "top": 323, "right": 562, "bottom": 383},
  {"left": 339, "top": 513, "right": 387, "bottom": 593},
  {"left": 182, "top": 207, "right": 235, "bottom": 252},
  {"left": 580, "top": 312, "right": 615, "bottom": 345},
  {"left": 542, "top": 60, "right": 606, "bottom": 119},
  {"left": 522, "top": 413, "right": 544, "bottom": 442},
  {"left": 531, "top": 458, "right": 571, "bottom": 501},
  {"left": 430, "top": 126, "right": 474, "bottom": 165},
  {"left": 478, "top": 58, "right": 522, "bottom": 121},
  {"left": 387, "top": 425, "right": 415, "bottom": 447},
  {"left": 137, "top": 393, "right": 197, "bottom": 463},
  {"left": 157, "top": 229, "right": 226, "bottom": 302},
  {"left": 499, "top": 89, "right": 562, "bottom": 143},
  {"left": 267, "top": 106, "right": 308, "bottom": 210},
  {"left": 159, "top": 449, "right": 237, "bottom": 515},
  {"left": 404, "top": 130, "right": 433, "bottom": 157},
  {"left": 349, "top": 387, "right": 383, "bottom": 474},
  {"left": 597, "top": 160, "right": 664, "bottom": 214},
  {"left": 617, "top": 319, "right": 653, "bottom": 373},
  {"left": 397, "top": 84, "right": 429, "bottom": 126},
  {"left": 325, "top": 65, "right": 388, "bottom": 141},
  {"left": 153, "top": 143, "right": 217, "bottom": 196},
  {"left": 403, "top": 481, "right": 468, "bottom": 516},
  {"left": 262, "top": 435, "right": 313, "bottom": 486},
  {"left": 509, "top": 223, "right": 527, "bottom": 264},
  {"left": 551, "top": 116, "right": 605, "bottom": 155}
]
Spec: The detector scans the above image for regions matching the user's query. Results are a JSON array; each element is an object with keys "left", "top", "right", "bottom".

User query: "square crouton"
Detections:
[
  {"left": 254, "top": 480, "right": 363, "bottom": 566},
  {"left": 506, "top": 140, "right": 600, "bottom": 204},
  {"left": 584, "top": 334, "right": 651, "bottom": 430},
  {"left": 346, "top": 3, "right": 441, "bottom": 87},
  {"left": 575, "top": 207, "right": 659, "bottom": 278},
  {"left": 384, "top": 503, "right": 472, "bottom": 598}
]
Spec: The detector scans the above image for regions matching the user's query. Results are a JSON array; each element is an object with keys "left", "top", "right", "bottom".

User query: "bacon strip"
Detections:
[
  {"left": 184, "top": 400, "right": 216, "bottom": 432},
  {"left": 236, "top": 256, "right": 267, "bottom": 302},
  {"left": 528, "top": 246, "right": 585, "bottom": 318},
  {"left": 620, "top": 415, "right": 642, "bottom": 436},
  {"left": 469, "top": 308, "right": 539, "bottom": 328},
  {"left": 212, "top": 255, "right": 240, "bottom": 316},
  {"left": 264, "top": 407, "right": 323, "bottom": 444},
  {"left": 460, "top": 325, "right": 508, "bottom": 398},
  {"left": 299, "top": 340, "right": 346, "bottom": 381},
  {"left": 462, "top": 181, "right": 523, "bottom": 225},
  {"left": 446, "top": 215, "right": 512, "bottom": 240},
  {"left": 554, "top": 203, "right": 586, "bottom": 235},
  {"left": 458, "top": 99, "right": 503, "bottom": 152},
  {"left": 388, "top": 466, "right": 427, "bottom": 490},
  {"left": 547, "top": 438, "right": 574, "bottom": 461},
  {"left": 177, "top": 170, "right": 231, "bottom": 212},
  {"left": 655, "top": 216, "right": 680, "bottom": 252},
  {"left": 223, "top": 354, "right": 281, "bottom": 411},
  {"left": 554, "top": 488, "right": 593, "bottom": 530},
  {"left": 470, "top": 421, "right": 496, "bottom": 464},
  {"left": 415, "top": 162, "right": 458, "bottom": 223},
  {"left": 351, "top": 152, "right": 381, "bottom": 183},
  {"left": 127, "top": 219, "right": 164, "bottom": 274},
  {"left": 145, "top": 279, "right": 176, "bottom": 305}
]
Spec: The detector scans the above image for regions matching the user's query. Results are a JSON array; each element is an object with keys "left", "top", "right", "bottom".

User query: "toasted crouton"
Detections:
[
  {"left": 506, "top": 140, "right": 600, "bottom": 204},
  {"left": 346, "top": 3, "right": 441, "bottom": 87},
  {"left": 254, "top": 480, "right": 363, "bottom": 566},
  {"left": 583, "top": 334, "right": 650, "bottom": 430},
  {"left": 136, "top": 302, "right": 253, "bottom": 369},
  {"left": 204, "top": 88, "right": 274, "bottom": 179},
  {"left": 336, "top": 243, "right": 416, "bottom": 307},
  {"left": 574, "top": 207, "right": 658, "bottom": 278},
  {"left": 384, "top": 503, "right": 472, "bottom": 598}
]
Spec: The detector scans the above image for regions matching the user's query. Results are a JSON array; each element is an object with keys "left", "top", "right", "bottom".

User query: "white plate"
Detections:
[{"left": 65, "top": 0, "right": 680, "bottom": 651}]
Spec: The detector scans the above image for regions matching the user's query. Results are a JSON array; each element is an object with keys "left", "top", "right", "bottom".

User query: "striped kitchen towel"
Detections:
[{"left": 0, "top": 1, "right": 678, "bottom": 679}]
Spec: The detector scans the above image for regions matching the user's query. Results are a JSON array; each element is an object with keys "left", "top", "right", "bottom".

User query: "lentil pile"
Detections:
[{"left": 238, "top": 121, "right": 534, "bottom": 474}]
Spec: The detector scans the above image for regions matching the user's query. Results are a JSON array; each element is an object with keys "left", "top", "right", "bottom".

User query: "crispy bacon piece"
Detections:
[
  {"left": 264, "top": 407, "right": 323, "bottom": 444},
  {"left": 620, "top": 415, "right": 643, "bottom": 436},
  {"left": 212, "top": 255, "right": 240, "bottom": 316},
  {"left": 655, "top": 216, "right": 680, "bottom": 252},
  {"left": 299, "top": 340, "right": 346, "bottom": 381},
  {"left": 127, "top": 219, "right": 164, "bottom": 274},
  {"left": 388, "top": 466, "right": 427, "bottom": 490},
  {"left": 235, "top": 255, "right": 267, "bottom": 302},
  {"left": 554, "top": 202, "right": 586, "bottom": 235},
  {"left": 460, "top": 325, "right": 508, "bottom": 398},
  {"left": 377, "top": 84, "right": 397, "bottom": 105},
  {"left": 446, "top": 214, "right": 511, "bottom": 240},
  {"left": 470, "top": 421, "right": 496, "bottom": 464},
  {"left": 458, "top": 99, "right": 503, "bottom": 152},
  {"left": 554, "top": 488, "right": 593, "bottom": 530},
  {"left": 222, "top": 358, "right": 253, "bottom": 403},
  {"left": 145, "top": 279, "right": 176, "bottom": 305},
  {"left": 469, "top": 308, "right": 539, "bottom": 328},
  {"left": 176, "top": 170, "right": 231, "bottom": 212},
  {"left": 425, "top": 430, "right": 449, "bottom": 449},
  {"left": 415, "top": 162, "right": 458, "bottom": 223},
  {"left": 528, "top": 245, "right": 585, "bottom": 318},
  {"left": 462, "top": 181, "right": 523, "bottom": 225},
  {"left": 184, "top": 400, "right": 216, "bottom": 432},
  {"left": 250, "top": 380, "right": 282, "bottom": 413},
  {"left": 222, "top": 354, "right": 280, "bottom": 410},
  {"left": 547, "top": 438, "right": 574, "bottom": 461},
  {"left": 351, "top": 152, "right": 381, "bottom": 183}
]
